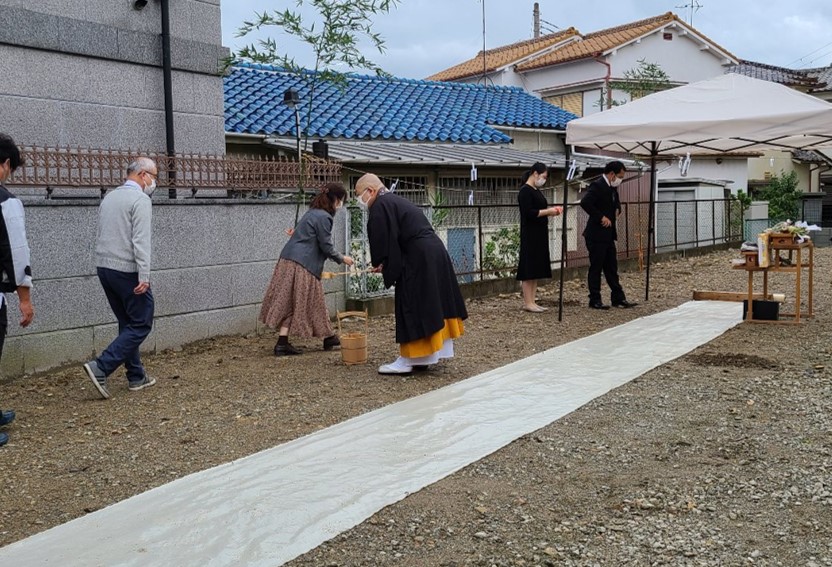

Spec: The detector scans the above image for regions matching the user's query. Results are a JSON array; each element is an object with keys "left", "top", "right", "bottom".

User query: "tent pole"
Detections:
[
  {"left": 645, "top": 141, "right": 657, "bottom": 301},
  {"left": 557, "top": 142, "right": 571, "bottom": 322}
]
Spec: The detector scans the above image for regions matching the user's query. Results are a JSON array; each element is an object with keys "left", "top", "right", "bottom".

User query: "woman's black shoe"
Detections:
[
  {"left": 274, "top": 343, "right": 302, "bottom": 356},
  {"left": 323, "top": 335, "right": 341, "bottom": 351}
]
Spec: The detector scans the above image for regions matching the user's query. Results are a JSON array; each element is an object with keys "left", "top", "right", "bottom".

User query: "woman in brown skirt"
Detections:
[{"left": 259, "top": 182, "right": 353, "bottom": 356}]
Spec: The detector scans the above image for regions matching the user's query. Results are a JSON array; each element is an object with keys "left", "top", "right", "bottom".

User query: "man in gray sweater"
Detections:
[{"left": 84, "top": 157, "right": 157, "bottom": 399}]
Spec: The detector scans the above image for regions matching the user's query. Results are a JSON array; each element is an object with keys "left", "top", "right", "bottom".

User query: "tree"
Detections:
[
  {"left": 729, "top": 189, "right": 752, "bottom": 240},
  {"left": 232, "top": 1, "right": 399, "bottom": 222},
  {"left": 757, "top": 170, "right": 800, "bottom": 222},
  {"left": 596, "top": 59, "right": 671, "bottom": 110},
  {"left": 233, "top": 0, "right": 400, "bottom": 149}
]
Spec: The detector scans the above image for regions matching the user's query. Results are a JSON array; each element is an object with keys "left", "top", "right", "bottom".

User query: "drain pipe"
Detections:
[
  {"left": 594, "top": 56, "right": 612, "bottom": 109},
  {"left": 161, "top": 0, "right": 176, "bottom": 198}
]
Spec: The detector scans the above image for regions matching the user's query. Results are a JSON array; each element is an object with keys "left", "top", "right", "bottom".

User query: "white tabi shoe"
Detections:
[{"left": 378, "top": 357, "right": 413, "bottom": 375}]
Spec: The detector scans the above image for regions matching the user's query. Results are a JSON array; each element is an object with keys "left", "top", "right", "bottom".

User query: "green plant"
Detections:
[
  {"left": 232, "top": 0, "right": 399, "bottom": 150},
  {"left": 348, "top": 238, "right": 385, "bottom": 297},
  {"left": 231, "top": 2, "right": 398, "bottom": 220},
  {"left": 427, "top": 189, "right": 449, "bottom": 228},
  {"left": 348, "top": 203, "right": 364, "bottom": 239},
  {"left": 728, "top": 189, "right": 752, "bottom": 241},
  {"left": 758, "top": 170, "right": 800, "bottom": 222},
  {"left": 770, "top": 219, "right": 808, "bottom": 236},
  {"left": 482, "top": 226, "right": 520, "bottom": 278},
  {"left": 734, "top": 189, "right": 752, "bottom": 210},
  {"left": 596, "top": 59, "right": 671, "bottom": 109}
]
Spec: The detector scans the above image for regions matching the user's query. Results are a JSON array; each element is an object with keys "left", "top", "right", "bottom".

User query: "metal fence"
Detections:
[
  {"left": 743, "top": 195, "right": 826, "bottom": 240},
  {"left": 7, "top": 146, "right": 342, "bottom": 197},
  {"left": 346, "top": 197, "right": 744, "bottom": 299},
  {"left": 800, "top": 196, "right": 824, "bottom": 225}
]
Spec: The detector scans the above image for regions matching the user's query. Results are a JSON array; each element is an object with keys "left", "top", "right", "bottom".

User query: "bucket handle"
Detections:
[{"left": 337, "top": 309, "right": 368, "bottom": 336}]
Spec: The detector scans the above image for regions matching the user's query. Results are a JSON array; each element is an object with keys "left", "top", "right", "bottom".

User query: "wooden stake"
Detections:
[{"left": 692, "top": 290, "right": 782, "bottom": 302}]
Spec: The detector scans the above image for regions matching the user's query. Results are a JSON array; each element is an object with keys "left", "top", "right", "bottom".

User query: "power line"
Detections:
[
  {"left": 540, "top": 19, "right": 561, "bottom": 32},
  {"left": 799, "top": 47, "right": 832, "bottom": 69},
  {"left": 786, "top": 40, "right": 832, "bottom": 67}
]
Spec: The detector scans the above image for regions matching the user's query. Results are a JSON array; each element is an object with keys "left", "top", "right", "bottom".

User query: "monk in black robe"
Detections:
[{"left": 355, "top": 173, "right": 468, "bottom": 375}]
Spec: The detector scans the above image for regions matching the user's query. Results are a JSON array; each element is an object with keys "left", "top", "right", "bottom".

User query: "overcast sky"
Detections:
[{"left": 221, "top": 0, "right": 832, "bottom": 79}]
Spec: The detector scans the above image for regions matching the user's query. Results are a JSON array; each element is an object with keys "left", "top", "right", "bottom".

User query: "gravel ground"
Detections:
[{"left": 1, "top": 246, "right": 830, "bottom": 566}]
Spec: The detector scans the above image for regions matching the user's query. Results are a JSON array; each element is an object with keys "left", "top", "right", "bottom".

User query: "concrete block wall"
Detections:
[
  {"left": 0, "top": 199, "right": 349, "bottom": 378},
  {"left": 0, "top": 0, "right": 227, "bottom": 154}
]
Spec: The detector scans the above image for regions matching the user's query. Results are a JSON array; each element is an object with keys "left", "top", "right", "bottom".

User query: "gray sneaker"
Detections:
[
  {"left": 84, "top": 361, "right": 109, "bottom": 399},
  {"left": 128, "top": 375, "right": 156, "bottom": 392}
]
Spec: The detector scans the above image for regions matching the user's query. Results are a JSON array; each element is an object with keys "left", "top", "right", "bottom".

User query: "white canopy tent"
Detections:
[
  {"left": 567, "top": 73, "right": 832, "bottom": 155},
  {"left": 560, "top": 73, "right": 832, "bottom": 310}
]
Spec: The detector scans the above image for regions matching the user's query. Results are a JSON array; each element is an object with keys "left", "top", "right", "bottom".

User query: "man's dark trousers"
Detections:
[
  {"left": 95, "top": 267, "right": 154, "bottom": 380},
  {"left": 586, "top": 238, "right": 626, "bottom": 305},
  {"left": 0, "top": 303, "right": 7, "bottom": 359}
]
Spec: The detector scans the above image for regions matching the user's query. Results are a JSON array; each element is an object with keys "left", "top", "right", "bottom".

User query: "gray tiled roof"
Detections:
[
  {"left": 262, "top": 138, "right": 617, "bottom": 169},
  {"left": 727, "top": 60, "right": 822, "bottom": 89},
  {"left": 792, "top": 149, "right": 832, "bottom": 164},
  {"left": 803, "top": 65, "right": 832, "bottom": 89}
]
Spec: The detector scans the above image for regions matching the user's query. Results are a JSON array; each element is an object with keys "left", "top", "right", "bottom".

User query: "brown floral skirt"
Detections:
[{"left": 259, "top": 259, "right": 333, "bottom": 338}]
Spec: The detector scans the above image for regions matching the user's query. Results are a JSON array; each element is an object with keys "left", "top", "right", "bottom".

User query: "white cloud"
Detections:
[{"left": 221, "top": 0, "right": 832, "bottom": 77}]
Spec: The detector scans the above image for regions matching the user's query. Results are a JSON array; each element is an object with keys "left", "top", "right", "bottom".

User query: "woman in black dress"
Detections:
[{"left": 516, "top": 162, "right": 562, "bottom": 312}]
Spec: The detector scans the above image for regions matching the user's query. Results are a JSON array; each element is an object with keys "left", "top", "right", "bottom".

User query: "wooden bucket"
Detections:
[{"left": 337, "top": 310, "right": 369, "bottom": 365}]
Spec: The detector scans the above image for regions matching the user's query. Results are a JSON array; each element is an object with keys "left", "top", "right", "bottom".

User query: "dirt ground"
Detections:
[{"left": 1, "top": 246, "right": 830, "bottom": 566}]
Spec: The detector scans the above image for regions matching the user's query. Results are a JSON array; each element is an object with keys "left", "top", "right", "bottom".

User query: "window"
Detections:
[
  {"left": 440, "top": 176, "right": 535, "bottom": 205},
  {"left": 349, "top": 175, "right": 429, "bottom": 204},
  {"left": 544, "top": 92, "right": 583, "bottom": 117}
]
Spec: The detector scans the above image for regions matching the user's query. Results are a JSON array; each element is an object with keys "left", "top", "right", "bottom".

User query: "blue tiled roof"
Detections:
[{"left": 224, "top": 64, "right": 577, "bottom": 144}]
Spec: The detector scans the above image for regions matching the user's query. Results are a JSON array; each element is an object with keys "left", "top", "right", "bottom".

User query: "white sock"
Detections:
[
  {"left": 403, "top": 352, "right": 440, "bottom": 366},
  {"left": 401, "top": 339, "right": 455, "bottom": 366},
  {"left": 384, "top": 357, "right": 414, "bottom": 371},
  {"left": 437, "top": 338, "right": 454, "bottom": 359}
]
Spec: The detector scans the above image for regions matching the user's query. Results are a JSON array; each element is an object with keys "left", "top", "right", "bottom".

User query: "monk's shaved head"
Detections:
[
  {"left": 355, "top": 173, "right": 382, "bottom": 197},
  {"left": 355, "top": 173, "right": 385, "bottom": 209}
]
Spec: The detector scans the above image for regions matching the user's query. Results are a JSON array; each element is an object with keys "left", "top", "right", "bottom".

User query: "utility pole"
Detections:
[{"left": 533, "top": 2, "right": 540, "bottom": 39}]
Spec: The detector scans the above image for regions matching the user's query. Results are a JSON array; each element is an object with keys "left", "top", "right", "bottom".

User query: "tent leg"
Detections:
[
  {"left": 645, "top": 142, "right": 657, "bottom": 301},
  {"left": 557, "top": 142, "right": 570, "bottom": 322}
]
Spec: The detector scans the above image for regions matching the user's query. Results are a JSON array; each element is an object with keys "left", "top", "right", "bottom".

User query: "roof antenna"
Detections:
[{"left": 675, "top": 0, "right": 703, "bottom": 25}]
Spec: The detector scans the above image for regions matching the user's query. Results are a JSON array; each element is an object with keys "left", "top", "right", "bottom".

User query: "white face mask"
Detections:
[
  {"left": 356, "top": 191, "right": 370, "bottom": 210},
  {"left": 610, "top": 176, "right": 623, "bottom": 188},
  {"left": 143, "top": 178, "right": 157, "bottom": 197},
  {"left": 534, "top": 177, "right": 547, "bottom": 188}
]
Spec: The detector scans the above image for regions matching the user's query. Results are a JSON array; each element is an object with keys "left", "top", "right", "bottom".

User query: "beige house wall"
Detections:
[{"left": 747, "top": 151, "right": 819, "bottom": 193}]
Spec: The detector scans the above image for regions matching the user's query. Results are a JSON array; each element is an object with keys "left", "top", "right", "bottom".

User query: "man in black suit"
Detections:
[{"left": 580, "top": 161, "right": 637, "bottom": 310}]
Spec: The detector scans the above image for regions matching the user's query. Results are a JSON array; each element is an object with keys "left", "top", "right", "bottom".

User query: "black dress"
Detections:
[
  {"left": 367, "top": 192, "right": 468, "bottom": 345},
  {"left": 516, "top": 183, "right": 552, "bottom": 281}
]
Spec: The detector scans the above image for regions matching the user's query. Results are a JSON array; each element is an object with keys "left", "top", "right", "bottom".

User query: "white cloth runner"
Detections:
[{"left": 0, "top": 301, "right": 741, "bottom": 566}]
